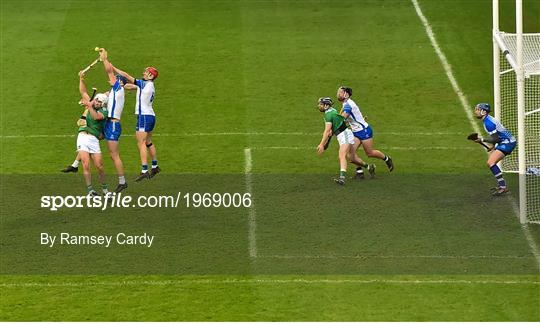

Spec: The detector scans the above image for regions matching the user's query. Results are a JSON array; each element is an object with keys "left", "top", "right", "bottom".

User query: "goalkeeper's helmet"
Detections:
[
  {"left": 475, "top": 103, "right": 491, "bottom": 113},
  {"left": 318, "top": 97, "right": 333, "bottom": 106}
]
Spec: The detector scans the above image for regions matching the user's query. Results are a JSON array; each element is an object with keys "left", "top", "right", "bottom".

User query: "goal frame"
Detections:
[{"left": 492, "top": 0, "right": 528, "bottom": 223}]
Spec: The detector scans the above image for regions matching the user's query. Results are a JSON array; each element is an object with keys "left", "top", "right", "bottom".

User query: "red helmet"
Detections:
[{"left": 146, "top": 66, "right": 159, "bottom": 79}]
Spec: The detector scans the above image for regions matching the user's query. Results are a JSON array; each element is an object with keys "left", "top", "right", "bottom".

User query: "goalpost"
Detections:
[{"left": 493, "top": 0, "right": 540, "bottom": 224}]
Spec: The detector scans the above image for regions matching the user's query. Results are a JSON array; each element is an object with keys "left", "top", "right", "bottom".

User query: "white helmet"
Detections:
[{"left": 94, "top": 93, "right": 108, "bottom": 106}]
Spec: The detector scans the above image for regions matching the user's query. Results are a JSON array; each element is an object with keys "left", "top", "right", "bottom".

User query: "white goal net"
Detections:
[{"left": 495, "top": 32, "right": 540, "bottom": 224}]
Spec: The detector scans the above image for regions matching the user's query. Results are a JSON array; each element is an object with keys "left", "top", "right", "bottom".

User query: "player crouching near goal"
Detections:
[
  {"left": 472, "top": 103, "right": 516, "bottom": 196},
  {"left": 316, "top": 97, "right": 369, "bottom": 185},
  {"left": 77, "top": 71, "right": 109, "bottom": 196},
  {"left": 112, "top": 64, "right": 160, "bottom": 182}
]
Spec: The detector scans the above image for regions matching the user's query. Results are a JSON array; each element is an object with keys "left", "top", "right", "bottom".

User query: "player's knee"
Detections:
[{"left": 146, "top": 142, "right": 153, "bottom": 148}]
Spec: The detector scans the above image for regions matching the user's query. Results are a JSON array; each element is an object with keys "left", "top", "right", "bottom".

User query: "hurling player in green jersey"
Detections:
[
  {"left": 317, "top": 97, "right": 371, "bottom": 185},
  {"left": 77, "top": 70, "right": 109, "bottom": 196}
]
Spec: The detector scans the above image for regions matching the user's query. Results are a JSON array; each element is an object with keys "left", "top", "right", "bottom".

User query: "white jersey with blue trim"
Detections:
[
  {"left": 107, "top": 80, "right": 125, "bottom": 120},
  {"left": 134, "top": 79, "right": 155, "bottom": 116},
  {"left": 341, "top": 98, "right": 368, "bottom": 132},
  {"left": 483, "top": 115, "right": 516, "bottom": 144}
]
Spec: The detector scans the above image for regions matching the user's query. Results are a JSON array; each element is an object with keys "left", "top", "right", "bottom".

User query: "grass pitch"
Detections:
[{"left": 1, "top": 0, "right": 539, "bottom": 321}]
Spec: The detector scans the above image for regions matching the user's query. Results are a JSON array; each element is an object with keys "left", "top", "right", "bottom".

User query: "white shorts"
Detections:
[
  {"left": 76, "top": 132, "right": 101, "bottom": 154},
  {"left": 336, "top": 128, "right": 355, "bottom": 145}
]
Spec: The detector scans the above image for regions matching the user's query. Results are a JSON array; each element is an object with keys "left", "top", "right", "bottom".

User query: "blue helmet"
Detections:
[{"left": 475, "top": 103, "right": 491, "bottom": 113}]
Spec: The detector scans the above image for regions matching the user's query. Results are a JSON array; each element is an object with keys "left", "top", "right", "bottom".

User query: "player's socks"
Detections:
[
  {"left": 118, "top": 176, "right": 126, "bottom": 185},
  {"left": 141, "top": 165, "right": 149, "bottom": 173},
  {"left": 87, "top": 185, "right": 94, "bottom": 193},
  {"left": 101, "top": 184, "right": 109, "bottom": 195},
  {"left": 383, "top": 155, "right": 394, "bottom": 171},
  {"left": 72, "top": 160, "right": 80, "bottom": 168},
  {"left": 151, "top": 160, "right": 158, "bottom": 169},
  {"left": 490, "top": 165, "right": 506, "bottom": 188},
  {"left": 339, "top": 170, "right": 346, "bottom": 179}
]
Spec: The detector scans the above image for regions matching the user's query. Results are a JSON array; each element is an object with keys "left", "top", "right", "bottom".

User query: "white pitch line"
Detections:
[
  {"left": 411, "top": 0, "right": 481, "bottom": 135},
  {"left": 260, "top": 254, "right": 534, "bottom": 260},
  {"left": 244, "top": 148, "right": 257, "bottom": 258},
  {"left": 0, "top": 131, "right": 465, "bottom": 139},
  {"left": 519, "top": 224, "right": 540, "bottom": 271},
  {"left": 411, "top": 0, "right": 540, "bottom": 269},
  {"left": 250, "top": 146, "right": 478, "bottom": 151},
  {"left": 0, "top": 278, "right": 538, "bottom": 288},
  {"left": 510, "top": 199, "right": 540, "bottom": 271}
]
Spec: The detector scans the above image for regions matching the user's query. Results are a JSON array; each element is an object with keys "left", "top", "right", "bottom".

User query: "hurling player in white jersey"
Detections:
[
  {"left": 98, "top": 48, "right": 134, "bottom": 193},
  {"left": 113, "top": 64, "right": 160, "bottom": 182},
  {"left": 337, "top": 86, "right": 394, "bottom": 174}
]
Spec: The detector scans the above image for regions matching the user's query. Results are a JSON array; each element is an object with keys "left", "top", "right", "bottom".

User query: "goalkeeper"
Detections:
[
  {"left": 472, "top": 103, "right": 516, "bottom": 196},
  {"left": 316, "top": 97, "right": 370, "bottom": 185}
]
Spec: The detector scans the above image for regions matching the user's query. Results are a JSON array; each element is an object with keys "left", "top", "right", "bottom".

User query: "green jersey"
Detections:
[
  {"left": 78, "top": 107, "right": 107, "bottom": 138},
  {"left": 323, "top": 107, "right": 346, "bottom": 134}
]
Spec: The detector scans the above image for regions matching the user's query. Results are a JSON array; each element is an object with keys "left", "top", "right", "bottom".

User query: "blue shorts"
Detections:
[
  {"left": 104, "top": 120, "right": 122, "bottom": 141},
  {"left": 136, "top": 115, "right": 156, "bottom": 132},
  {"left": 496, "top": 142, "right": 516, "bottom": 155},
  {"left": 353, "top": 125, "right": 373, "bottom": 141}
]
